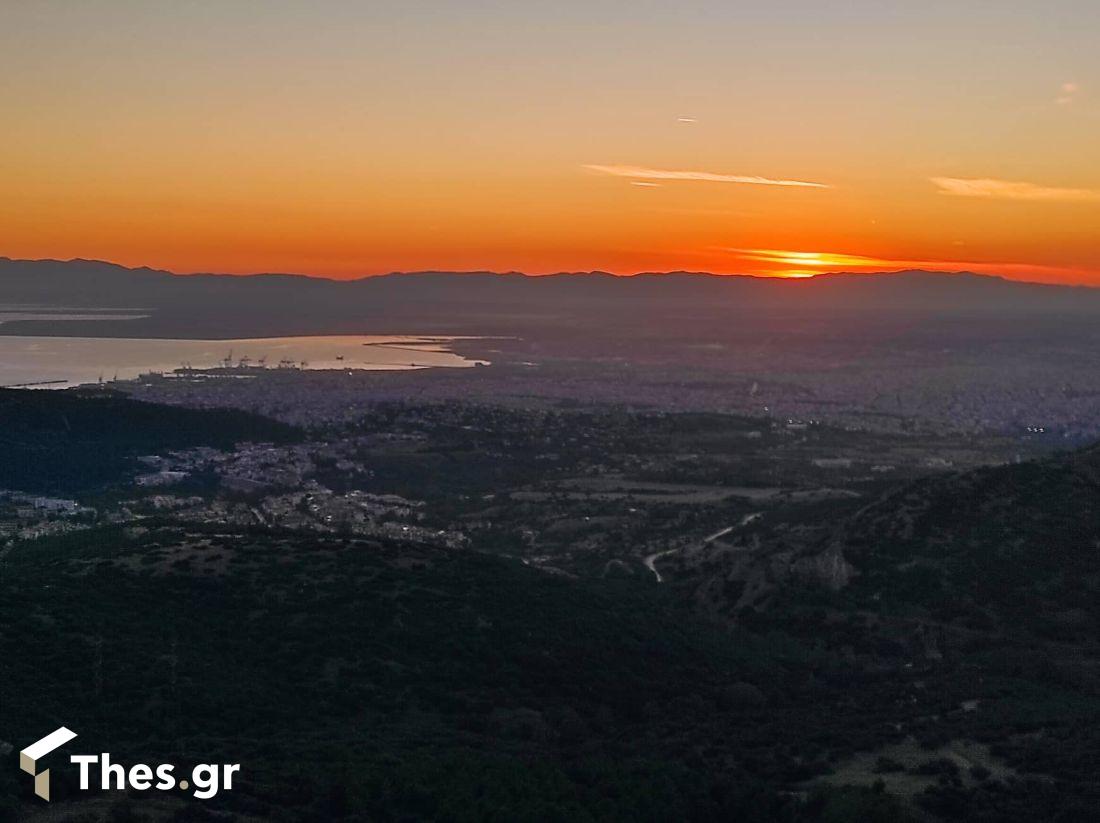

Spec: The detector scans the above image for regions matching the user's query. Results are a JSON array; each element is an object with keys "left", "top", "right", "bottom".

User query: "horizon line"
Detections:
[{"left": 5, "top": 255, "right": 1086, "bottom": 289}]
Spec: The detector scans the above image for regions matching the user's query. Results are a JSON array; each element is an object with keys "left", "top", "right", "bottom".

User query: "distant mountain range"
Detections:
[{"left": 2, "top": 256, "right": 1100, "bottom": 338}]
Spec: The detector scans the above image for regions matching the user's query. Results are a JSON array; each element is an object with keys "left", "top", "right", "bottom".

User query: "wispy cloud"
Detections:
[
  {"left": 676, "top": 117, "right": 698, "bottom": 123},
  {"left": 584, "top": 164, "right": 829, "bottom": 189},
  {"left": 931, "top": 177, "right": 1100, "bottom": 203},
  {"left": 729, "top": 249, "right": 888, "bottom": 268},
  {"left": 1057, "top": 81, "right": 1080, "bottom": 105}
]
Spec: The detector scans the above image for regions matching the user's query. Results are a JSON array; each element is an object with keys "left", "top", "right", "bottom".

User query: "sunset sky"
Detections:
[{"left": 2, "top": 1, "right": 1099, "bottom": 282}]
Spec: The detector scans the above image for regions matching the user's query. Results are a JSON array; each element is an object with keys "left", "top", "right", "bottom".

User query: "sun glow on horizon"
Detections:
[
  {"left": 717, "top": 248, "right": 1098, "bottom": 283},
  {"left": 727, "top": 249, "right": 925, "bottom": 279},
  {"left": 731, "top": 250, "right": 889, "bottom": 271}
]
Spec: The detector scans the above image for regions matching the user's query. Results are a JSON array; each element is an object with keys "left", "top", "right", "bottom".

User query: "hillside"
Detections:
[
  {"left": 678, "top": 443, "right": 1100, "bottom": 818},
  {"left": 837, "top": 445, "right": 1100, "bottom": 638},
  {"left": 0, "top": 523, "right": 904, "bottom": 823},
  {"left": 2, "top": 392, "right": 1100, "bottom": 821},
  {"left": 0, "top": 388, "right": 298, "bottom": 494},
  {"left": 696, "top": 442, "right": 1100, "bottom": 647}
]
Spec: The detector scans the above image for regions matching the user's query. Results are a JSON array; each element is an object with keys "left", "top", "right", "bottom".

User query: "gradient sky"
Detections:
[{"left": 2, "top": 1, "right": 1099, "bottom": 281}]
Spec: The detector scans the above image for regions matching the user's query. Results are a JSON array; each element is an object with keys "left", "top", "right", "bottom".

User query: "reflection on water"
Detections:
[
  {"left": 0, "top": 310, "right": 150, "bottom": 324},
  {"left": 0, "top": 335, "right": 486, "bottom": 388}
]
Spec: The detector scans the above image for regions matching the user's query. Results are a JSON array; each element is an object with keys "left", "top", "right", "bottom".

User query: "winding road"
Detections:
[{"left": 644, "top": 512, "right": 761, "bottom": 583}]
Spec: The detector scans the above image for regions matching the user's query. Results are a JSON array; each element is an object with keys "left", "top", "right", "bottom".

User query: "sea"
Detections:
[{"left": 0, "top": 334, "right": 486, "bottom": 389}]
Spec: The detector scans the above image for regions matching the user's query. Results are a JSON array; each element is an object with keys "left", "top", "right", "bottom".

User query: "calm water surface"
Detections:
[{"left": 0, "top": 335, "right": 486, "bottom": 388}]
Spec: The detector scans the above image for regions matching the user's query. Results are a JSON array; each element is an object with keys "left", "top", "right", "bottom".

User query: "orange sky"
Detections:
[{"left": 2, "top": 2, "right": 1099, "bottom": 283}]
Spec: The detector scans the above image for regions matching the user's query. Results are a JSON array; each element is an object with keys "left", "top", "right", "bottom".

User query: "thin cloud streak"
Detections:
[
  {"left": 931, "top": 177, "right": 1100, "bottom": 203},
  {"left": 1057, "top": 81, "right": 1080, "bottom": 105},
  {"left": 584, "top": 165, "right": 829, "bottom": 189},
  {"left": 729, "top": 249, "right": 888, "bottom": 268}
]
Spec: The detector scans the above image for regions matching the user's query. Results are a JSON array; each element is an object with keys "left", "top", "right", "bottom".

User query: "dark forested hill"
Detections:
[
  {"left": 683, "top": 440, "right": 1100, "bottom": 822},
  {"left": 0, "top": 388, "right": 298, "bottom": 494},
  {"left": 838, "top": 444, "right": 1100, "bottom": 640},
  {"left": 0, "top": 524, "right": 903, "bottom": 823},
  {"left": 700, "top": 441, "right": 1100, "bottom": 639}
]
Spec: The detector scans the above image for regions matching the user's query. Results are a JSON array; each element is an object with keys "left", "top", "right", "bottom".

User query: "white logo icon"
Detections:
[{"left": 20, "top": 727, "right": 78, "bottom": 801}]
